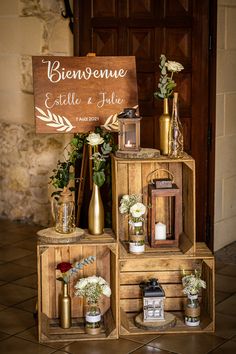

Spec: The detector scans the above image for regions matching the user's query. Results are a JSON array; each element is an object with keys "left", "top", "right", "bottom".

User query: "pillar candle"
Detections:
[{"left": 155, "top": 222, "right": 166, "bottom": 240}]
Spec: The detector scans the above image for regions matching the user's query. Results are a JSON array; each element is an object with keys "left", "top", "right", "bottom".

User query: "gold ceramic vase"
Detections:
[
  {"left": 88, "top": 183, "right": 104, "bottom": 235},
  {"left": 60, "top": 283, "right": 71, "bottom": 329},
  {"left": 159, "top": 98, "right": 170, "bottom": 155}
]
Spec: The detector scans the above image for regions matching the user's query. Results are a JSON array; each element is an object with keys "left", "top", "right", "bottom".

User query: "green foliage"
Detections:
[{"left": 49, "top": 129, "right": 117, "bottom": 192}]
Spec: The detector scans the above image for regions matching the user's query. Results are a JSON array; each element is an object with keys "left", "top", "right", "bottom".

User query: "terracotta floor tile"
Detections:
[
  {"left": 13, "top": 273, "right": 37, "bottom": 289},
  {"left": 14, "top": 296, "right": 37, "bottom": 313},
  {"left": 215, "top": 274, "right": 236, "bottom": 293},
  {"left": 63, "top": 338, "right": 143, "bottom": 354},
  {"left": 131, "top": 345, "right": 173, "bottom": 353},
  {"left": 0, "top": 283, "right": 36, "bottom": 306},
  {"left": 0, "top": 331, "right": 10, "bottom": 341},
  {"left": 14, "top": 238, "right": 37, "bottom": 252},
  {"left": 215, "top": 291, "right": 231, "bottom": 305},
  {"left": 147, "top": 334, "right": 225, "bottom": 354},
  {"left": 215, "top": 313, "right": 236, "bottom": 339},
  {"left": 216, "top": 294, "right": 236, "bottom": 317},
  {"left": 0, "top": 262, "right": 35, "bottom": 282},
  {"left": 0, "top": 304, "right": 6, "bottom": 311},
  {"left": 13, "top": 254, "right": 37, "bottom": 268},
  {"left": 120, "top": 334, "right": 161, "bottom": 344},
  {"left": 16, "top": 326, "right": 74, "bottom": 350},
  {"left": 210, "top": 339, "right": 236, "bottom": 353},
  {"left": 0, "top": 308, "right": 35, "bottom": 335},
  {"left": 0, "top": 336, "right": 56, "bottom": 354},
  {"left": 0, "top": 246, "right": 33, "bottom": 262},
  {"left": 217, "top": 264, "right": 236, "bottom": 277}
]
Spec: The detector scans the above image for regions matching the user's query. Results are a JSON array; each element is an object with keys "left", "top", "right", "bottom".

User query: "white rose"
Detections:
[
  {"left": 75, "top": 277, "right": 88, "bottom": 289},
  {"left": 130, "top": 202, "right": 146, "bottom": 218},
  {"left": 87, "top": 133, "right": 104, "bottom": 146},
  {"left": 88, "top": 275, "right": 99, "bottom": 283},
  {"left": 98, "top": 276, "right": 107, "bottom": 285},
  {"left": 165, "top": 61, "right": 184, "bottom": 73},
  {"left": 102, "top": 284, "right": 111, "bottom": 297}
]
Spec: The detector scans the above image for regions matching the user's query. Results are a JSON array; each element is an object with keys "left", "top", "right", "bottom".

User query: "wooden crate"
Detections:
[
  {"left": 119, "top": 243, "right": 215, "bottom": 335},
  {"left": 112, "top": 153, "right": 196, "bottom": 254},
  {"left": 37, "top": 230, "right": 118, "bottom": 342}
]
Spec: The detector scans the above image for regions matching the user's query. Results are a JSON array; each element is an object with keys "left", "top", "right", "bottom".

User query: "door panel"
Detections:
[{"left": 75, "top": 0, "right": 216, "bottom": 248}]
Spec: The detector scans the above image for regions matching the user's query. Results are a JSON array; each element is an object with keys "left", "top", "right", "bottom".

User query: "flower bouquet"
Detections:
[
  {"left": 119, "top": 194, "right": 146, "bottom": 253},
  {"left": 74, "top": 275, "right": 111, "bottom": 334}
]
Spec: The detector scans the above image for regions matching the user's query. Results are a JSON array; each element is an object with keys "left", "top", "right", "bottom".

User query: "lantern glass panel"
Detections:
[
  {"left": 143, "top": 298, "right": 165, "bottom": 321},
  {"left": 154, "top": 196, "right": 175, "bottom": 239},
  {"left": 124, "top": 123, "right": 136, "bottom": 148}
]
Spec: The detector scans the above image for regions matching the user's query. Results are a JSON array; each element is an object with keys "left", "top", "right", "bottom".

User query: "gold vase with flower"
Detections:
[{"left": 159, "top": 98, "right": 170, "bottom": 155}]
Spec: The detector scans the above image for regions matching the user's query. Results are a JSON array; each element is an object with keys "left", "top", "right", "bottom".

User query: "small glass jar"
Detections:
[
  {"left": 185, "top": 294, "right": 200, "bottom": 326},
  {"left": 85, "top": 302, "right": 101, "bottom": 335},
  {"left": 129, "top": 220, "right": 145, "bottom": 254}
]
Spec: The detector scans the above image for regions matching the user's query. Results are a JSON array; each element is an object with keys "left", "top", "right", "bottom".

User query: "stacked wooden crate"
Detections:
[
  {"left": 112, "top": 154, "right": 215, "bottom": 335},
  {"left": 37, "top": 230, "right": 118, "bottom": 342},
  {"left": 37, "top": 153, "right": 215, "bottom": 343}
]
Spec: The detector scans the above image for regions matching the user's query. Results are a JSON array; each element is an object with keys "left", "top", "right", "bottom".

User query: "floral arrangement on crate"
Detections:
[
  {"left": 182, "top": 269, "right": 206, "bottom": 296},
  {"left": 154, "top": 54, "right": 184, "bottom": 99},
  {"left": 119, "top": 194, "right": 146, "bottom": 249},
  {"left": 56, "top": 256, "right": 96, "bottom": 284},
  {"left": 119, "top": 194, "right": 146, "bottom": 224},
  {"left": 74, "top": 275, "right": 111, "bottom": 304}
]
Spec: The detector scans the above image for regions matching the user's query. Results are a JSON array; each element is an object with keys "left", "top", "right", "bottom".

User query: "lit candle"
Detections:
[
  {"left": 155, "top": 222, "right": 166, "bottom": 240},
  {"left": 124, "top": 140, "right": 132, "bottom": 148}
]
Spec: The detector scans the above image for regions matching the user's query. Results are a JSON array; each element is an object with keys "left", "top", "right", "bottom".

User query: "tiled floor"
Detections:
[{"left": 0, "top": 218, "right": 236, "bottom": 354}]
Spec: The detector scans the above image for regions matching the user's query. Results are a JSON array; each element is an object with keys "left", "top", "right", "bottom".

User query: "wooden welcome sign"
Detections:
[{"left": 32, "top": 56, "right": 138, "bottom": 133}]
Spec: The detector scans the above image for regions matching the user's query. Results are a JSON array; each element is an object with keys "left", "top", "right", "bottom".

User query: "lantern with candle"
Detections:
[
  {"left": 117, "top": 108, "right": 141, "bottom": 151},
  {"left": 139, "top": 278, "right": 165, "bottom": 322},
  {"left": 147, "top": 169, "right": 181, "bottom": 248}
]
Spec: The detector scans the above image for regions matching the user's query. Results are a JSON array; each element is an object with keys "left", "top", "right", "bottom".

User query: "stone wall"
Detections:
[
  {"left": 0, "top": 0, "right": 73, "bottom": 226},
  {"left": 215, "top": 0, "right": 236, "bottom": 250}
]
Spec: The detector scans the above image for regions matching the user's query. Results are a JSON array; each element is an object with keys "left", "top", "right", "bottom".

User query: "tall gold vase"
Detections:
[
  {"left": 159, "top": 98, "right": 170, "bottom": 155},
  {"left": 88, "top": 183, "right": 104, "bottom": 235},
  {"left": 60, "top": 283, "right": 71, "bottom": 329}
]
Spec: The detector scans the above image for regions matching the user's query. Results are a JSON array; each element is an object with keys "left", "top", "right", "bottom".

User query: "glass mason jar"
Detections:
[
  {"left": 85, "top": 302, "right": 101, "bottom": 335},
  {"left": 129, "top": 220, "right": 145, "bottom": 254},
  {"left": 185, "top": 294, "right": 200, "bottom": 326},
  {"left": 51, "top": 188, "right": 75, "bottom": 234}
]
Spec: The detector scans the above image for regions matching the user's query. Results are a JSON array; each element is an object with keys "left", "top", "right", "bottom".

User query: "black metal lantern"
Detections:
[
  {"left": 140, "top": 278, "right": 165, "bottom": 322},
  {"left": 118, "top": 108, "right": 141, "bottom": 151}
]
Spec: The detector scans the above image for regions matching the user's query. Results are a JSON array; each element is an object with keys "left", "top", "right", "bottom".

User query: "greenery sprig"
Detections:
[{"left": 49, "top": 127, "right": 117, "bottom": 194}]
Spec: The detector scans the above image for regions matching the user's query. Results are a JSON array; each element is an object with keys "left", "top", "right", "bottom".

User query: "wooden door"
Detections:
[{"left": 74, "top": 0, "right": 216, "bottom": 249}]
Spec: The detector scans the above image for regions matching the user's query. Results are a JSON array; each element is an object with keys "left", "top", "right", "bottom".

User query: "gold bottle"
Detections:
[
  {"left": 60, "top": 283, "right": 71, "bottom": 329},
  {"left": 168, "top": 92, "right": 184, "bottom": 158},
  {"left": 88, "top": 183, "right": 104, "bottom": 235},
  {"left": 159, "top": 98, "right": 170, "bottom": 155}
]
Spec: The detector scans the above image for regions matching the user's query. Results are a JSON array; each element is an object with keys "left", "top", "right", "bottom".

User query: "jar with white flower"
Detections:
[
  {"left": 119, "top": 195, "right": 146, "bottom": 254},
  {"left": 74, "top": 275, "right": 111, "bottom": 335},
  {"left": 182, "top": 269, "right": 206, "bottom": 327}
]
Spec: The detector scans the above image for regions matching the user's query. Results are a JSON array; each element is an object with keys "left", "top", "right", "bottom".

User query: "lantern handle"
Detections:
[{"left": 146, "top": 168, "right": 174, "bottom": 184}]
